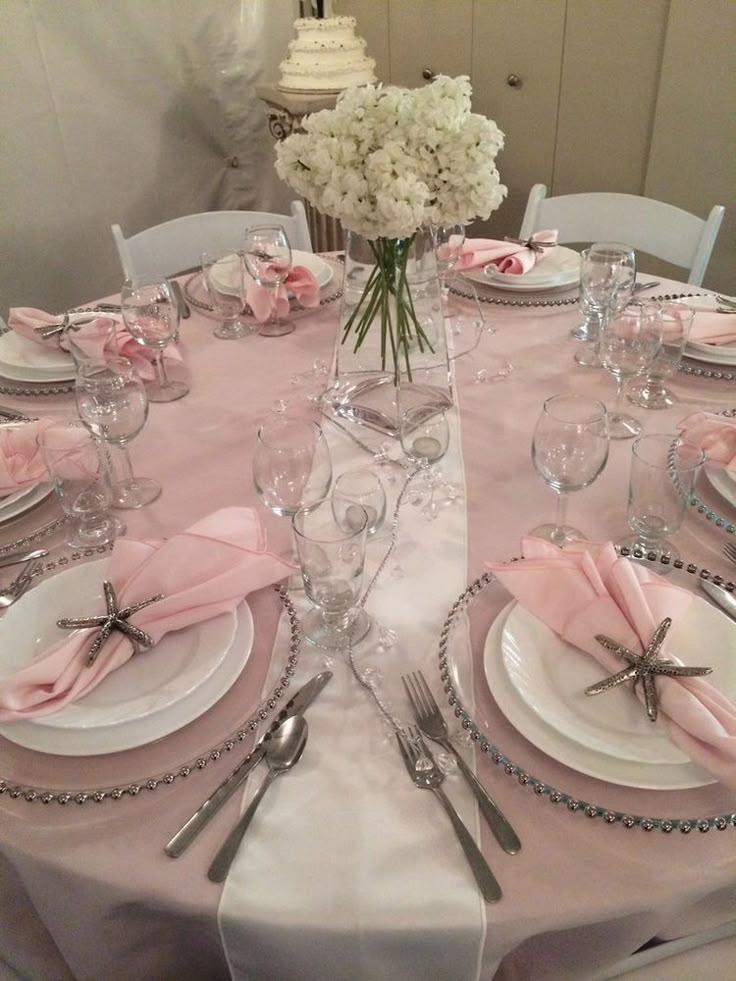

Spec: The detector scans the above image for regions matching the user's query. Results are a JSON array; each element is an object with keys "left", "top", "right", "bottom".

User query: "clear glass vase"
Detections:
[{"left": 324, "top": 229, "right": 452, "bottom": 438}]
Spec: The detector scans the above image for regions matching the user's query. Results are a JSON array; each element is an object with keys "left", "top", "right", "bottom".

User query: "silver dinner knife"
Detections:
[
  {"left": 699, "top": 579, "right": 736, "bottom": 622},
  {"left": 172, "top": 280, "right": 191, "bottom": 319},
  {"left": 164, "top": 670, "right": 332, "bottom": 857}
]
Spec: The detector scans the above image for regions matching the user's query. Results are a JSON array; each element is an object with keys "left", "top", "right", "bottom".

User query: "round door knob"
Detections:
[
  {"left": 422, "top": 68, "right": 437, "bottom": 81},
  {"left": 506, "top": 74, "right": 522, "bottom": 88}
]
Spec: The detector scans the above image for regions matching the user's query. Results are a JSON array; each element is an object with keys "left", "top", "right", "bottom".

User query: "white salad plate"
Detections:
[
  {"left": 211, "top": 250, "right": 333, "bottom": 296},
  {"left": 0, "top": 481, "right": 54, "bottom": 525},
  {"left": 704, "top": 466, "right": 736, "bottom": 511},
  {"left": 461, "top": 245, "right": 581, "bottom": 292},
  {"left": 483, "top": 599, "right": 734, "bottom": 789},
  {"left": 0, "top": 559, "right": 254, "bottom": 755},
  {"left": 0, "top": 332, "right": 76, "bottom": 383},
  {"left": 683, "top": 296, "right": 736, "bottom": 365}
]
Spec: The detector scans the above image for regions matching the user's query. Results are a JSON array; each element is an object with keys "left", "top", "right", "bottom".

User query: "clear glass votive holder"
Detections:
[
  {"left": 332, "top": 469, "right": 386, "bottom": 536},
  {"left": 627, "top": 301, "right": 694, "bottom": 410},
  {"left": 399, "top": 405, "right": 450, "bottom": 466},
  {"left": 37, "top": 421, "right": 117, "bottom": 549},
  {"left": 618, "top": 433, "right": 704, "bottom": 568}
]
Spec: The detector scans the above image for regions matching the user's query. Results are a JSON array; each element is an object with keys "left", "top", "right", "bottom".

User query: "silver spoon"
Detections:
[{"left": 207, "top": 714, "right": 308, "bottom": 882}]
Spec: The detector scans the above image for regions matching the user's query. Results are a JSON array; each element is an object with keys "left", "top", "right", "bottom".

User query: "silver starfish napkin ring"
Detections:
[
  {"left": 584, "top": 617, "right": 712, "bottom": 721},
  {"left": 503, "top": 236, "right": 557, "bottom": 255},
  {"left": 57, "top": 580, "right": 164, "bottom": 666}
]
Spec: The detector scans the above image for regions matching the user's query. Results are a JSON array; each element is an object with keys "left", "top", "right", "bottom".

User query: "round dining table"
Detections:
[{"left": 0, "top": 261, "right": 734, "bottom": 981}]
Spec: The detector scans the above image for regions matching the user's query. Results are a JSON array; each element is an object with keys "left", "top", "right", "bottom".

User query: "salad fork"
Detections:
[
  {"left": 402, "top": 670, "right": 521, "bottom": 854},
  {"left": 0, "top": 559, "right": 42, "bottom": 610},
  {"left": 723, "top": 542, "right": 736, "bottom": 566},
  {"left": 396, "top": 727, "right": 502, "bottom": 903}
]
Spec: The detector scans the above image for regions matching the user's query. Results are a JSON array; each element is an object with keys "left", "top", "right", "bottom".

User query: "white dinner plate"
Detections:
[
  {"left": 0, "top": 333, "right": 77, "bottom": 383},
  {"left": 211, "top": 250, "right": 333, "bottom": 296},
  {"left": 0, "top": 558, "right": 254, "bottom": 755},
  {"left": 0, "top": 481, "right": 54, "bottom": 525},
  {"left": 461, "top": 246, "right": 580, "bottom": 293},
  {"left": 704, "top": 466, "right": 736, "bottom": 511},
  {"left": 682, "top": 296, "right": 736, "bottom": 365},
  {"left": 483, "top": 600, "right": 729, "bottom": 789}
]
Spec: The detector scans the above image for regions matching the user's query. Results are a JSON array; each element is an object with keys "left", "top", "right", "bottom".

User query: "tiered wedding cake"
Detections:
[{"left": 278, "top": 15, "right": 377, "bottom": 93}]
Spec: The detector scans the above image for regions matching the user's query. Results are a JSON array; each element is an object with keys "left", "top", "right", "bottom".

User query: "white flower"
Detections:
[{"left": 274, "top": 75, "right": 506, "bottom": 240}]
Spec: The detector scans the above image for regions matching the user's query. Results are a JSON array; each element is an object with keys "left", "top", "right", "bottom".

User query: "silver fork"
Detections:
[
  {"left": 723, "top": 542, "right": 736, "bottom": 566},
  {"left": 403, "top": 670, "right": 521, "bottom": 854},
  {"left": 396, "top": 727, "right": 502, "bottom": 903},
  {"left": 0, "top": 559, "right": 42, "bottom": 610}
]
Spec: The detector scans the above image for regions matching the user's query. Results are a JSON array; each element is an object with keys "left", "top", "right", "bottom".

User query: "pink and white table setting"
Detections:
[{"left": 1, "top": 77, "right": 735, "bottom": 981}]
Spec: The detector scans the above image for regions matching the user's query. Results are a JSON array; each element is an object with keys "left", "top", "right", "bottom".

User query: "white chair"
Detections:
[
  {"left": 592, "top": 920, "right": 736, "bottom": 979},
  {"left": 519, "top": 184, "right": 724, "bottom": 286},
  {"left": 111, "top": 202, "right": 312, "bottom": 280}
]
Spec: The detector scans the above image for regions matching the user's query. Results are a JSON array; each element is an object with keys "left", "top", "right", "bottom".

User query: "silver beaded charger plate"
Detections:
[
  {"left": 0, "top": 558, "right": 249, "bottom": 756},
  {"left": 486, "top": 598, "right": 734, "bottom": 788}
]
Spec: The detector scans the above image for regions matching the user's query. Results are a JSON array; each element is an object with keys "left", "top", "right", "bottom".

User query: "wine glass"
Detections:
[
  {"left": 292, "top": 496, "right": 370, "bottom": 649},
  {"left": 531, "top": 394, "right": 609, "bottom": 547},
  {"left": 201, "top": 251, "right": 250, "bottom": 340},
  {"left": 243, "top": 225, "right": 293, "bottom": 337},
  {"left": 75, "top": 356, "right": 161, "bottom": 509},
  {"left": 574, "top": 243, "right": 636, "bottom": 367},
  {"left": 252, "top": 418, "right": 332, "bottom": 517},
  {"left": 37, "top": 421, "right": 117, "bottom": 548},
  {"left": 120, "top": 276, "right": 189, "bottom": 401},
  {"left": 598, "top": 300, "right": 662, "bottom": 439},
  {"left": 432, "top": 223, "right": 465, "bottom": 303},
  {"left": 619, "top": 433, "right": 704, "bottom": 566},
  {"left": 627, "top": 301, "right": 694, "bottom": 409}
]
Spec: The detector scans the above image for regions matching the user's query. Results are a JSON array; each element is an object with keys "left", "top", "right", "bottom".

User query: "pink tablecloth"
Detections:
[{"left": 0, "top": 273, "right": 734, "bottom": 981}]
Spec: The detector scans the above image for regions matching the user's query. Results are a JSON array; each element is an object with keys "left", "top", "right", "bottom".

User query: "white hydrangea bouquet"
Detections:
[{"left": 275, "top": 75, "right": 506, "bottom": 379}]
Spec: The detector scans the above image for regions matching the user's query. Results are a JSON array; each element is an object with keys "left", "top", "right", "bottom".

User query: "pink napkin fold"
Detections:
[
  {"left": 7, "top": 308, "right": 182, "bottom": 382},
  {"left": 0, "top": 507, "right": 294, "bottom": 721},
  {"left": 486, "top": 538, "right": 736, "bottom": 788},
  {"left": 677, "top": 411, "right": 736, "bottom": 475},
  {"left": 685, "top": 309, "right": 736, "bottom": 346},
  {"left": 456, "top": 230, "right": 558, "bottom": 275},
  {"left": 0, "top": 418, "right": 56, "bottom": 496},
  {"left": 245, "top": 265, "right": 320, "bottom": 322}
]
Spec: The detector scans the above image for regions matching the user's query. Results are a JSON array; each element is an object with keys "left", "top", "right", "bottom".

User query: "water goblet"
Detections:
[
  {"left": 243, "top": 225, "right": 294, "bottom": 337},
  {"left": 598, "top": 300, "right": 662, "bottom": 439},
  {"left": 627, "top": 301, "right": 694, "bottom": 410},
  {"left": 201, "top": 251, "right": 250, "bottom": 340},
  {"left": 332, "top": 469, "right": 386, "bottom": 537},
  {"left": 432, "top": 223, "right": 465, "bottom": 303},
  {"left": 120, "top": 276, "right": 189, "bottom": 401},
  {"left": 252, "top": 417, "right": 332, "bottom": 518},
  {"left": 530, "top": 394, "right": 609, "bottom": 547},
  {"left": 292, "top": 496, "right": 370, "bottom": 649},
  {"left": 574, "top": 243, "right": 636, "bottom": 367},
  {"left": 618, "top": 433, "right": 704, "bottom": 566},
  {"left": 75, "top": 356, "right": 161, "bottom": 509},
  {"left": 37, "top": 421, "right": 117, "bottom": 549}
]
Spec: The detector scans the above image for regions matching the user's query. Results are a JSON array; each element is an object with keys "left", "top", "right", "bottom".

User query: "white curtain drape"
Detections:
[{"left": 0, "top": 0, "right": 298, "bottom": 313}]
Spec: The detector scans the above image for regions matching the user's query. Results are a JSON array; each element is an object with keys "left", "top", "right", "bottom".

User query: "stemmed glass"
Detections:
[
  {"left": 432, "top": 223, "right": 465, "bottom": 303},
  {"left": 574, "top": 243, "right": 636, "bottom": 367},
  {"left": 292, "top": 496, "right": 370, "bottom": 649},
  {"left": 75, "top": 356, "right": 161, "bottom": 509},
  {"left": 531, "top": 394, "right": 609, "bottom": 547},
  {"left": 252, "top": 417, "right": 332, "bottom": 517},
  {"left": 243, "top": 225, "right": 293, "bottom": 337},
  {"left": 627, "top": 301, "right": 694, "bottom": 409},
  {"left": 201, "top": 251, "right": 250, "bottom": 340},
  {"left": 598, "top": 300, "right": 662, "bottom": 439},
  {"left": 120, "top": 276, "right": 189, "bottom": 401}
]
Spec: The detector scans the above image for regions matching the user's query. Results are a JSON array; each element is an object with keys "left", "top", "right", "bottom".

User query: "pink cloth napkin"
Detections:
[
  {"left": 456, "top": 230, "right": 558, "bottom": 275},
  {"left": 684, "top": 308, "right": 736, "bottom": 346},
  {"left": 486, "top": 538, "right": 736, "bottom": 788},
  {"left": 245, "top": 265, "right": 320, "bottom": 322},
  {"left": 0, "top": 418, "right": 56, "bottom": 496},
  {"left": 7, "top": 308, "right": 182, "bottom": 382},
  {"left": 0, "top": 508, "right": 293, "bottom": 721},
  {"left": 677, "top": 411, "right": 736, "bottom": 475}
]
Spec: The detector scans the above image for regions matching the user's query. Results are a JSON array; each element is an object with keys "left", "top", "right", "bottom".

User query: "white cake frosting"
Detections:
[{"left": 278, "top": 15, "right": 377, "bottom": 93}]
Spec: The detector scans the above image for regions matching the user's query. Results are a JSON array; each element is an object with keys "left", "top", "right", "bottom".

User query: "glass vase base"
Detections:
[
  {"left": 609, "top": 413, "right": 642, "bottom": 440},
  {"left": 326, "top": 378, "right": 451, "bottom": 439},
  {"left": 146, "top": 380, "right": 189, "bottom": 402},
  {"left": 627, "top": 382, "right": 677, "bottom": 409},
  {"left": 112, "top": 477, "right": 162, "bottom": 510},
  {"left": 618, "top": 534, "right": 678, "bottom": 573},
  {"left": 255, "top": 319, "right": 295, "bottom": 337},
  {"left": 529, "top": 522, "right": 587, "bottom": 548},
  {"left": 302, "top": 607, "right": 371, "bottom": 650}
]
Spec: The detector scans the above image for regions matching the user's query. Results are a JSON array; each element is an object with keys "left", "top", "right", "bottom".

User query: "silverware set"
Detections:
[{"left": 0, "top": 557, "right": 43, "bottom": 610}]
